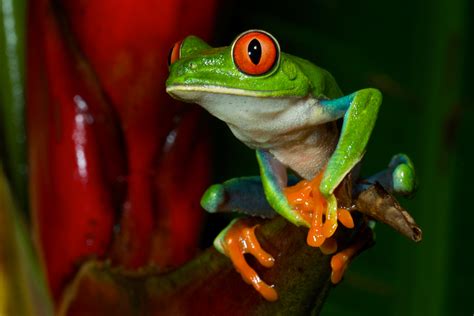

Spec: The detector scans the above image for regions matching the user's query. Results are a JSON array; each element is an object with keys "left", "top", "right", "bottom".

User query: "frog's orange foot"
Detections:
[
  {"left": 284, "top": 170, "right": 354, "bottom": 248},
  {"left": 219, "top": 219, "right": 278, "bottom": 301},
  {"left": 330, "top": 233, "right": 368, "bottom": 283}
]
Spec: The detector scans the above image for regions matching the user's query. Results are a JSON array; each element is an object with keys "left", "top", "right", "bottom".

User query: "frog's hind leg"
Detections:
[{"left": 201, "top": 176, "right": 277, "bottom": 218}]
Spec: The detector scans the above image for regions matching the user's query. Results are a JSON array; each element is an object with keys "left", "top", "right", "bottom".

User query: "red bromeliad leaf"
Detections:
[
  {"left": 28, "top": 0, "right": 124, "bottom": 299},
  {"left": 149, "top": 108, "right": 212, "bottom": 267},
  {"left": 58, "top": 0, "right": 217, "bottom": 269},
  {"left": 27, "top": 0, "right": 216, "bottom": 301}
]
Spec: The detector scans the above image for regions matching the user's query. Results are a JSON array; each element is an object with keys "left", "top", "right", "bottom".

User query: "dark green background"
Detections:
[{"left": 210, "top": 0, "right": 473, "bottom": 315}]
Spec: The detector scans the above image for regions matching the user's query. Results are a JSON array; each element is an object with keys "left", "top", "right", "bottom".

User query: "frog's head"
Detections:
[
  {"left": 166, "top": 30, "right": 321, "bottom": 102},
  {"left": 165, "top": 30, "right": 337, "bottom": 147}
]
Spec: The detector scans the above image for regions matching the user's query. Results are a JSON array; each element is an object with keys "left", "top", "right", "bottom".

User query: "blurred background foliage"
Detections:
[
  {"left": 0, "top": 0, "right": 473, "bottom": 315},
  {"left": 0, "top": 0, "right": 27, "bottom": 212}
]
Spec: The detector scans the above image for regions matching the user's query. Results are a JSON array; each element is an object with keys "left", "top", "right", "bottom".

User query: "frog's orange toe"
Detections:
[
  {"left": 284, "top": 169, "right": 354, "bottom": 248},
  {"left": 322, "top": 216, "right": 338, "bottom": 238},
  {"left": 222, "top": 219, "right": 278, "bottom": 301},
  {"left": 330, "top": 233, "right": 368, "bottom": 284},
  {"left": 330, "top": 251, "right": 350, "bottom": 283},
  {"left": 338, "top": 208, "right": 354, "bottom": 229},
  {"left": 307, "top": 225, "right": 325, "bottom": 248}
]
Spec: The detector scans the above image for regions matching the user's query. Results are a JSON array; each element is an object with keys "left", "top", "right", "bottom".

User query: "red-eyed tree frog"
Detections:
[{"left": 166, "top": 30, "right": 416, "bottom": 301}]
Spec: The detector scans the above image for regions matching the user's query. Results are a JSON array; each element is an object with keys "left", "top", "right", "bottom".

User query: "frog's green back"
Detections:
[{"left": 288, "top": 54, "right": 343, "bottom": 99}]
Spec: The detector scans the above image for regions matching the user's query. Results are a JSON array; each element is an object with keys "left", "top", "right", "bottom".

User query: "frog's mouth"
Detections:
[{"left": 166, "top": 84, "right": 293, "bottom": 101}]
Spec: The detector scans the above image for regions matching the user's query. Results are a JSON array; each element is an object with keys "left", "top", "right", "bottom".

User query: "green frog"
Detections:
[{"left": 166, "top": 30, "right": 416, "bottom": 301}]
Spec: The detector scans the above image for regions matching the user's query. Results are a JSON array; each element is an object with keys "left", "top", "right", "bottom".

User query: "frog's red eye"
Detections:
[
  {"left": 232, "top": 30, "right": 279, "bottom": 76},
  {"left": 168, "top": 40, "right": 182, "bottom": 66}
]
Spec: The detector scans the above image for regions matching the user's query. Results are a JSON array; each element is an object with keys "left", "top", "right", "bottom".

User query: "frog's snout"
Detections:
[{"left": 167, "top": 58, "right": 199, "bottom": 85}]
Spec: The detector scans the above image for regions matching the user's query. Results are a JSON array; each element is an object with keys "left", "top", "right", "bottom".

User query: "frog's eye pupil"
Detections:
[
  {"left": 248, "top": 39, "right": 262, "bottom": 65},
  {"left": 233, "top": 30, "right": 279, "bottom": 76}
]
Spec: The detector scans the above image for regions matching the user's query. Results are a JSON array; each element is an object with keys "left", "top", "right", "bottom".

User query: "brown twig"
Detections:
[{"left": 354, "top": 183, "right": 422, "bottom": 242}]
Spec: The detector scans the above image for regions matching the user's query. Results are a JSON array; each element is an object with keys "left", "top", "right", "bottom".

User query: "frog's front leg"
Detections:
[
  {"left": 256, "top": 149, "right": 309, "bottom": 227},
  {"left": 319, "top": 88, "right": 382, "bottom": 237},
  {"left": 256, "top": 150, "right": 353, "bottom": 250}
]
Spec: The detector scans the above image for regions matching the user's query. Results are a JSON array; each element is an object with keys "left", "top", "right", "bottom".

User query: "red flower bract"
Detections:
[{"left": 27, "top": 0, "right": 216, "bottom": 301}]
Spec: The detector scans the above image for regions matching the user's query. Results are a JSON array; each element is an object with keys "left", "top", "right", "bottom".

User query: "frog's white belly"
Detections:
[
  {"left": 267, "top": 124, "right": 338, "bottom": 179},
  {"left": 167, "top": 86, "right": 340, "bottom": 179}
]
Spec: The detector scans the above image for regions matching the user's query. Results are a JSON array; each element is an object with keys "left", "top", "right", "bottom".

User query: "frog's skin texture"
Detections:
[{"left": 166, "top": 30, "right": 416, "bottom": 300}]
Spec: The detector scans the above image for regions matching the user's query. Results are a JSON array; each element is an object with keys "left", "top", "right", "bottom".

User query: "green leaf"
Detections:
[{"left": 0, "top": 0, "right": 27, "bottom": 209}]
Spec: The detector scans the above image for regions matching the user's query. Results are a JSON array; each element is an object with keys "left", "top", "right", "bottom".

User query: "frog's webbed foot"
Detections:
[
  {"left": 213, "top": 218, "right": 278, "bottom": 301},
  {"left": 284, "top": 169, "right": 354, "bottom": 248}
]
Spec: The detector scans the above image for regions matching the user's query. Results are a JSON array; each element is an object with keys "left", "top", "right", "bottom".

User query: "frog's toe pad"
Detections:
[
  {"left": 201, "top": 184, "right": 225, "bottom": 213},
  {"left": 392, "top": 163, "right": 416, "bottom": 195},
  {"left": 390, "top": 153, "right": 417, "bottom": 196},
  {"left": 330, "top": 251, "right": 350, "bottom": 283}
]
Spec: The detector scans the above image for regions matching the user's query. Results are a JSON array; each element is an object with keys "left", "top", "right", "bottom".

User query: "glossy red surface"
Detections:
[{"left": 27, "top": 0, "right": 216, "bottom": 300}]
